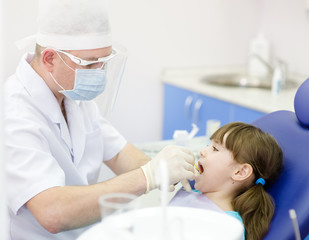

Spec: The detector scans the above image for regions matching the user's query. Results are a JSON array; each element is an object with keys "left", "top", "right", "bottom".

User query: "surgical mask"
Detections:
[
  {"left": 50, "top": 69, "right": 107, "bottom": 101},
  {"left": 49, "top": 51, "right": 110, "bottom": 101},
  {"left": 45, "top": 43, "right": 127, "bottom": 116}
]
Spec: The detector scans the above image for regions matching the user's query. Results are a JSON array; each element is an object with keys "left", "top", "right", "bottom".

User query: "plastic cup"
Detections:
[{"left": 99, "top": 193, "right": 139, "bottom": 221}]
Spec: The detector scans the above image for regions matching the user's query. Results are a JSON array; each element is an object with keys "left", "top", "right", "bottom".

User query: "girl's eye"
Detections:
[{"left": 212, "top": 146, "right": 218, "bottom": 151}]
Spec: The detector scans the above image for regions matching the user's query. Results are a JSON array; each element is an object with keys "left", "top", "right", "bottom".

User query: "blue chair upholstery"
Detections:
[{"left": 252, "top": 79, "right": 309, "bottom": 240}]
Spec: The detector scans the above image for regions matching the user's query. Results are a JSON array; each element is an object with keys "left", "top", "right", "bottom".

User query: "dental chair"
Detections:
[{"left": 252, "top": 78, "right": 309, "bottom": 240}]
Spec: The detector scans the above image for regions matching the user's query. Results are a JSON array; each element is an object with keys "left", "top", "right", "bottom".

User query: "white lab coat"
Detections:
[{"left": 5, "top": 53, "right": 127, "bottom": 240}]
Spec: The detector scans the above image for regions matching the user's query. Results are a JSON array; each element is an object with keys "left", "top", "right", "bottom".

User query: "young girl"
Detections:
[{"left": 169, "top": 122, "right": 283, "bottom": 240}]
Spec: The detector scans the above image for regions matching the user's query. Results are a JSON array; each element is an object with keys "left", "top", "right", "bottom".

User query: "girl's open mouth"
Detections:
[
  {"left": 194, "top": 164, "right": 200, "bottom": 174},
  {"left": 194, "top": 162, "right": 204, "bottom": 174},
  {"left": 198, "top": 163, "right": 204, "bottom": 174}
]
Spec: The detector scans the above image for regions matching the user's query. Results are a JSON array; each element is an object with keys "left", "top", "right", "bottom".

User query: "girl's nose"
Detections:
[{"left": 200, "top": 147, "right": 207, "bottom": 158}]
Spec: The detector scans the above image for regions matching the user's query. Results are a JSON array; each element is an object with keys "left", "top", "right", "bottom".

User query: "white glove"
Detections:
[
  {"left": 180, "top": 179, "right": 192, "bottom": 192},
  {"left": 180, "top": 161, "right": 201, "bottom": 192},
  {"left": 141, "top": 145, "right": 195, "bottom": 193}
]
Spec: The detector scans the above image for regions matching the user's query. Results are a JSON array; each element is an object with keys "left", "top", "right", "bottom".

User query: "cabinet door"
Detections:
[
  {"left": 162, "top": 84, "right": 231, "bottom": 139},
  {"left": 230, "top": 104, "right": 265, "bottom": 123},
  {"left": 162, "top": 84, "right": 266, "bottom": 140},
  {"left": 197, "top": 94, "right": 231, "bottom": 135},
  {"left": 162, "top": 84, "right": 197, "bottom": 139}
]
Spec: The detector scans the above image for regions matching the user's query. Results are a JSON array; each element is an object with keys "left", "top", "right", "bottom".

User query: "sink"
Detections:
[{"left": 200, "top": 74, "right": 299, "bottom": 89}]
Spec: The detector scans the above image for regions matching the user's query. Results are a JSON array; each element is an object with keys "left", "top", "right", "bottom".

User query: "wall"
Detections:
[
  {"left": 3, "top": 0, "right": 38, "bottom": 75},
  {"left": 261, "top": 0, "right": 309, "bottom": 75},
  {"left": 106, "top": 0, "right": 261, "bottom": 143},
  {"left": 0, "top": 0, "right": 8, "bottom": 237}
]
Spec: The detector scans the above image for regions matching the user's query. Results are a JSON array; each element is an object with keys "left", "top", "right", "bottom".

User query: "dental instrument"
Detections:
[
  {"left": 289, "top": 209, "right": 301, "bottom": 240},
  {"left": 156, "top": 160, "right": 169, "bottom": 239},
  {"left": 194, "top": 162, "right": 201, "bottom": 174}
]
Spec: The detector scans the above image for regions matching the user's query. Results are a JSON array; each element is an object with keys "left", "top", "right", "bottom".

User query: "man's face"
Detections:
[{"left": 52, "top": 46, "right": 112, "bottom": 91}]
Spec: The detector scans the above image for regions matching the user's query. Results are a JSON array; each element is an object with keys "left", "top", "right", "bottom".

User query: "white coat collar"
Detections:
[
  {"left": 64, "top": 98, "right": 86, "bottom": 166},
  {"left": 16, "top": 53, "right": 63, "bottom": 124},
  {"left": 16, "top": 53, "right": 86, "bottom": 164}
]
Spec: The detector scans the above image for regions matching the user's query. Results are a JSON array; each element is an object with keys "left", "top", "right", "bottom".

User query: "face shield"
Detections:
[
  {"left": 45, "top": 45, "right": 127, "bottom": 110},
  {"left": 94, "top": 42, "right": 128, "bottom": 116}
]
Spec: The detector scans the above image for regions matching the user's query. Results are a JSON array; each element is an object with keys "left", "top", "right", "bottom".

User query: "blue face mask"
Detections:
[
  {"left": 61, "top": 68, "right": 107, "bottom": 100},
  {"left": 49, "top": 53, "right": 108, "bottom": 101},
  {"left": 50, "top": 68, "right": 107, "bottom": 101}
]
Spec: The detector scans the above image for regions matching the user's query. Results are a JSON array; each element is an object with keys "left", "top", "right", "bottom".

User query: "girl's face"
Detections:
[{"left": 194, "top": 138, "right": 239, "bottom": 194}]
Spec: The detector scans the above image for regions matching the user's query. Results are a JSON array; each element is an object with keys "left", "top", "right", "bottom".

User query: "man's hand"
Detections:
[{"left": 141, "top": 145, "right": 195, "bottom": 193}]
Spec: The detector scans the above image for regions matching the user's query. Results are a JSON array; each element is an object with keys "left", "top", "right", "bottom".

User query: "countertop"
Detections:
[{"left": 160, "top": 66, "right": 307, "bottom": 113}]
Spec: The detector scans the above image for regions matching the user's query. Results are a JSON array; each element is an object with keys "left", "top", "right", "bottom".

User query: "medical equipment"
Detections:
[
  {"left": 99, "top": 193, "right": 139, "bottom": 220},
  {"left": 50, "top": 67, "right": 107, "bottom": 101},
  {"left": 47, "top": 47, "right": 120, "bottom": 102},
  {"left": 194, "top": 162, "right": 201, "bottom": 174},
  {"left": 289, "top": 209, "right": 301, "bottom": 240},
  {"left": 252, "top": 78, "right": 309, "bottom": 239},
  {"left": 95, "top": 42, "right": 128, "bottom": 116},
  {"left": 50, "top": 48, "right": 118, "bottom": 68},
  {"left": 156, "top": 160, "right": 169, "bottom": 239},
  {"left": 173, "top": 123, "right": 199, "bottom": 147},
  {"left": 78, "top": 207, "right": 244, "bottom": 240}
]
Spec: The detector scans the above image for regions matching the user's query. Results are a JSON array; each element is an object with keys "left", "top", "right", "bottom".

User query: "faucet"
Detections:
[
  {"left": 249, "top": 53, "right": 287, "bottom": 86},
  {"left": 249, "top": 53, "right": 273, "bottom": 74}
]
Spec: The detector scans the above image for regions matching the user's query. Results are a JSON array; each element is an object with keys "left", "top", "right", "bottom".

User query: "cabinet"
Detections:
[{"left": 162, "top": 84, "right": 266, "bottom": 140}]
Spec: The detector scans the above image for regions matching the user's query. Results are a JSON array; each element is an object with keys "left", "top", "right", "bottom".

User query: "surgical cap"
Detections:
[{"left": 36, "top": 0, "right": 112, "bottom": 50}]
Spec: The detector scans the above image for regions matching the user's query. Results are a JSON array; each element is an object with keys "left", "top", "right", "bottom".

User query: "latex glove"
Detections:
[
  {"left": 180, "top": 179, "right": 192, "bottom": 192},
  {"left": 141, "top": 145, "right": 195, "bottom": 193},
  {"left": 178, "top": 161, "right": 202, "bottom": 192}
]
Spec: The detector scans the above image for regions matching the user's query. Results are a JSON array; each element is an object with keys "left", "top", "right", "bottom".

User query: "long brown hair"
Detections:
[{"left": 211, "top": 122, "right": 283, "bottom": 240}]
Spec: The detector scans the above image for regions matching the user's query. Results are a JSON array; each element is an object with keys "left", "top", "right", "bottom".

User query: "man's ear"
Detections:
[
  {"left": 232, "top": 163, "right": 253, "bottom": 182},
  {"left": 41, "top": 49, "right": 57, "bottom": 72}
]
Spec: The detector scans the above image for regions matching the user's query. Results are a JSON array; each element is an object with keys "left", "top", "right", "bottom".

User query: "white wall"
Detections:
[
  {"left": 106, "top": 0, "right": 261, "bottom": 143},
  {"left": 3, "top": 1, "right": 309, "bottom": 144},
  {"left": 260, "top": 0, "right": 309, "bottom": 75},
  {"left": 0, "top": 0, "right": 8, "bottom": 238},
  {"left": 3, "top": 0, "right": 38, "bottom": 75}
]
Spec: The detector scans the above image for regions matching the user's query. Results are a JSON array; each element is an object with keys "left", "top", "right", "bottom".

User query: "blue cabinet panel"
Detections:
[
  {"left": 162, "top": 84, "right": 266, "bottom": 140},
  {"left": 163, "top": 84, "right": 196, "bottom": 139},
  {"left": 231, "top": 104, "right": 265, "bottom": 123},
  {"left": 197, "top": 95, "right": 231, "bottom": 135}
]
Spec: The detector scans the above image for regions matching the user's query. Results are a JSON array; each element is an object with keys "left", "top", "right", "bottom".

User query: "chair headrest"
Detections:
[{"left": 294, "top": 78, "right": 309, "bottom": 128}]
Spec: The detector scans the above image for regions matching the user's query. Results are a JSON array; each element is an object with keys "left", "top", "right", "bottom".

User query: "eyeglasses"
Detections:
[{"left": 42, "top": 48, "right": 118, "bottom": 69}]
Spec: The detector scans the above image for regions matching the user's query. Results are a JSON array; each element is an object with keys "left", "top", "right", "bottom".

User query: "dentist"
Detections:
[{"left": 4, "top": 0, "right": 195, "bottom": 239}]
